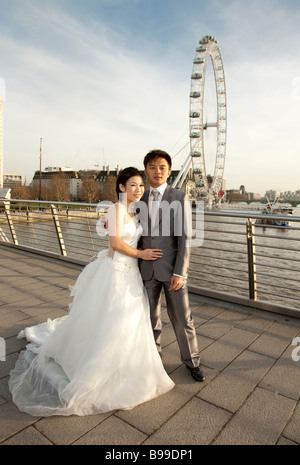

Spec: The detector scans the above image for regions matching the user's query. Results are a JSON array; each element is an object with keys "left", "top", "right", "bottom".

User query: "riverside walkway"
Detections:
[{"left": 0, "top": 244, "right": 300, "bottom": 446}]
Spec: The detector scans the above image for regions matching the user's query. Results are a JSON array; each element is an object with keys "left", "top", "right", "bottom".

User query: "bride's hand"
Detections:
[{"left": 139, "top": 249, "right": 163, "bottom": 261}]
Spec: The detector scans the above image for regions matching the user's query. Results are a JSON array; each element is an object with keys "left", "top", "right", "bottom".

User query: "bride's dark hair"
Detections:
[{"left": 116, "top": 167, "right": 143, "bottom": 195}]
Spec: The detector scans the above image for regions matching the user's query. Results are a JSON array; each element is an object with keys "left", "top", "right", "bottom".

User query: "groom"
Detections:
[{"left": 137, "top": 149, "right": 205, "bottom": 382}]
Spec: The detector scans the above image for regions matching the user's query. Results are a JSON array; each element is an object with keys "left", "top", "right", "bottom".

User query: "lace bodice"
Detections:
[
  {"left": 111, "top": 220, "right": 142, "bottom": 273},
  {"left": 96, "top": 215, "right": 142, "bottom": 275},
  {"left": 120, "top": 219, "right": 142, "bottom": 247}
]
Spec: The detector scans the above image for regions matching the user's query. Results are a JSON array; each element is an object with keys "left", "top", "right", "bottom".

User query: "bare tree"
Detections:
[
  {"left": 80, "top": 176, "right": 100, "bottom": 203},
  {"left": 47, "top": 172, "right": 70, "bottom": 202},
  {"left": 11, "top": 184, "right": 31, "bottom": 200},
  {"left": 29, "top": 182, "right": 52, "bottom": 201},
  {"left": 100, "top": 175, "right": 118, "bottom": 203}
]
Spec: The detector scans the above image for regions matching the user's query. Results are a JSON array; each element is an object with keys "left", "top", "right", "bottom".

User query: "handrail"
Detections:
[
  {"left": 2, "top": 198, "right": 109, "bottom": 208},
  {"left": 1, "top": 198, "right": 300, "bottom": 319}
]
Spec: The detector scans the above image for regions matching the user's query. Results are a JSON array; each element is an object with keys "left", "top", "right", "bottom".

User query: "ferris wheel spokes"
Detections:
[
  {"left": 173, "top": 35, "right": 227, "bottom": 207},
  {"left": 191, "top": 36, "right": 227, "bottom": 204}
]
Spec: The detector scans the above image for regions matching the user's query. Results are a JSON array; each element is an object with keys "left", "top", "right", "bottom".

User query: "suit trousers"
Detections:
[{"left": 143, "top": 276, "right": 200, "bottom": 369}]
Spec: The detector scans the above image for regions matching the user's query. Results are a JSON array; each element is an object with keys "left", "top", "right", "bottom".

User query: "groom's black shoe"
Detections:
[{"left": 187, "top": 366, "right": 206, "bottom": 382}]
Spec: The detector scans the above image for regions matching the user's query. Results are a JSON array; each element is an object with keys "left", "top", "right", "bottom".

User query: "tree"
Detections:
[
  {"left": 11, "top": 184, "right": 30, "bottom": 200},
  {"left": 47, "top": 172, "right": 70, "bottom": 202},
  {"left": 100, "top": 175, "right": 118, "bottom": 203},
  {"left": 79, "top": 175, "right": 100, "bottom": 203}
]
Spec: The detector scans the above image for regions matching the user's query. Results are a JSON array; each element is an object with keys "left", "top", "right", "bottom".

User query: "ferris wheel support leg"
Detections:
[
  {"left": 172, "top": 155, "right": 192, "bottom": 189},
  {"left": 207, "top": 193, "right": 213, "bottom": 210}
]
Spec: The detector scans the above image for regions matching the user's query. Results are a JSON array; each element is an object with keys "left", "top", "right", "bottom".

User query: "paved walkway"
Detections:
[{"left": 0, "top": 244, "right": 300, "bottom": 446}]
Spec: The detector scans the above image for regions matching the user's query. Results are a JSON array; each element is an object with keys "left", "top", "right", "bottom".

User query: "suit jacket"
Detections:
[{"left": 137, "top": 185, "right": 192, "bottom": 281}]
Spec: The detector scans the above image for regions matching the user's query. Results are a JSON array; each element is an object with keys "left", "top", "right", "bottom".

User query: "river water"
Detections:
[{"left": 189, "top": 203, "right": 300, "bottom": 310}]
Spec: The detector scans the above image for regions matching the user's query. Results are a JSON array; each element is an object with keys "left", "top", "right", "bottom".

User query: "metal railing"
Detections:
[
  {"left": 1, "top": 199, "right": 300, "bottom": 319},
  {"left": 0, "top": 199, "right": 110, "bottom": 263},
  {"left": 189, "top": 209, "right": 300, "bottom": 318}
]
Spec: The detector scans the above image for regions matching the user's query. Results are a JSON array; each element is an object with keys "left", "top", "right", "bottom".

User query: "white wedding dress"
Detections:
[{"left": 9, "top": 211, "right": 174, "bottom": 417}]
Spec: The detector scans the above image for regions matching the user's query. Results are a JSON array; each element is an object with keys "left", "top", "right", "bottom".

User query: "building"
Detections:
[
  {"left": 31, "top": 167, "right": 82, "bottom": 201},
  {"left": 31, "top": 167, "right": 103, "bottom": 201},
  {"left": 3, "top": 173, "right": 22, "bottom": 189},
  {"left": 265, "top": 190, "right": 277, "bottom": 201},
  {"left": 29, "top": 165, "right": 196, "bottom": 202},
  {"left": 226, "top": 186, "right": 261, "bottom": 203},
  {"left": 279, "top": 190, "right": 300, "bottom": 203},
  {"left": 248, "top": 192, "right": 261, "bottom": 201}
]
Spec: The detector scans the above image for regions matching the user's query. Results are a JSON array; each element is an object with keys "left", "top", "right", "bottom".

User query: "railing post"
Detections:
[
  {"left": 4, "top": 201, "right": 18, "bottom": 244},
  {"left": 50, "top": 204, "right": 67, "bottom": 256},
  {"left": 246, "top": 219, "right": 257, "bottom": 300}
]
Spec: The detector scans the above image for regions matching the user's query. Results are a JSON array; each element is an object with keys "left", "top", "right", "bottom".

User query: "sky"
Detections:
[{"left": 0, "top": 0, "right": 300, "bottom": 195}]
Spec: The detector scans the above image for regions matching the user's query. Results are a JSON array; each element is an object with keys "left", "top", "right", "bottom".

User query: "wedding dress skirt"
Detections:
[{"left": 9, "top": 220, "right": 174, "bottom": 416}]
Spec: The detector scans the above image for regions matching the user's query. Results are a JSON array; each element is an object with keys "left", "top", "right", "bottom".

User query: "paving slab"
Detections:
[
  {"left": 0, "top": 244, "right": 299, "bottom": 446},
  {"left": 1, "top": 426, "right": 52, "bottom": 445},
  {"left": 195, "top": 309, "right": 248, "bottom": 339},
  {"left": 0, "top": 401, "right": 37, "bottom": 443},
  {"left": 143, "top": 397, "right": 232, "bottom": 445},
  {"left": 35, "top": 412, "right": 113, "bottom": 445},
  {"left": 213, "top": 387, "right": 297, "bottom": 445},
  {"left": 258, "top": 344, "right": 300, "bottom": 400},
  {"left": 72, "top": 415, "right": 147, "bottom": 445},
  {"left": 281, "top": 401, "right": 300, "bottom": 444},
  {"left": 116, "top": 364, "right": 216, "bottom": 436},
  {"left": 198, "top": 350, "right": 276, "bottom": 412},
  {"left": 199, "top": 326, "right": 260, "bottom": 371},
  {"left": 248, "top": 320, "right": 299, "bottom": 358}
]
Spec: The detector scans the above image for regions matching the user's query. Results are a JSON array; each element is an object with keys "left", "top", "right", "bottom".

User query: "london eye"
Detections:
[{"left": 173, "top": 36, "right": 227, "bottom": 208}]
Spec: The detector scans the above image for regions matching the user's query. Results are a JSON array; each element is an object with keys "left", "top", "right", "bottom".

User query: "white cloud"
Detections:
[
  {"left": 1, "top": 4, "right": 188, "bottom": 179},
  {"left": 1, "top": 0, "right": 300, "bottom": 196},
  {"left": 224, "top": 52, "right": 300, "bottom": 193}
]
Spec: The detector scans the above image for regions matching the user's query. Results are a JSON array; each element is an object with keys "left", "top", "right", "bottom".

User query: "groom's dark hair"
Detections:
[{"left": 143, "top": 149, "right": 172, "bottom": 169}]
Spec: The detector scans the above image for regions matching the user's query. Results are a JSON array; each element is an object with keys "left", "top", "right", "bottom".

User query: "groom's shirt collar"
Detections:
[{"left": 149, "top": 182, "right": 168, "bottom": 199}]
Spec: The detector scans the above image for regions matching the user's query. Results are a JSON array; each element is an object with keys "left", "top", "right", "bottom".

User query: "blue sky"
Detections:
[{"left": 0, "top": 0, "right": 300, "bottom": 195}]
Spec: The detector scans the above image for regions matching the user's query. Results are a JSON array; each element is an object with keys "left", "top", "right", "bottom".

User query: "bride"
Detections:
[{"left": 9, "top": 167, "right": 174, "bottom": 417}]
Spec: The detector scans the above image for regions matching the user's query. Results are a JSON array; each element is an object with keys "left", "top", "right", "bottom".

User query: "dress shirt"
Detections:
[{"left": 149, "top": 182, "right": 168, "bottom": 205}]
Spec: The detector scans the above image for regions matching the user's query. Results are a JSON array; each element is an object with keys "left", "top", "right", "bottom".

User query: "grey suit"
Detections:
[{"left": 137, "top": 185, "right": 200, "bottom": 369}]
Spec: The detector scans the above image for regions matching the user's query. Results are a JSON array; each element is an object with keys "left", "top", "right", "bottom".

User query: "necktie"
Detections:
[{"left": 151, "top": 189, "right": 159, "bottom": 224}]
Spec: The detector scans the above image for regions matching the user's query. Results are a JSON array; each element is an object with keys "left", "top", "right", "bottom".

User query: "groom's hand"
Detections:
[{"left": 169, "top": 275, "right": 183, "bottom": 291}]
